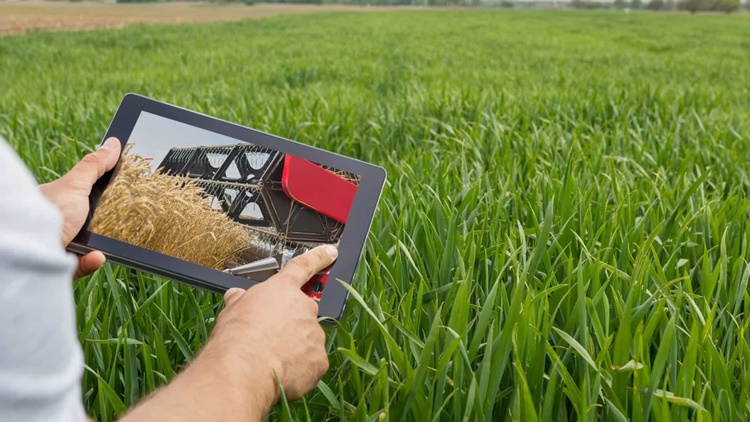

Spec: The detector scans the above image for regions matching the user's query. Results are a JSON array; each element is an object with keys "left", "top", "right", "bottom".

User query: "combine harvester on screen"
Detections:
[{"left": 157, "top": 143, "right": 359, "bottom": 297}]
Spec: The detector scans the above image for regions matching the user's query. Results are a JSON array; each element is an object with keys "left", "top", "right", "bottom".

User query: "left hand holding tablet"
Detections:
[{"left": 39, "top": 137, "right": 121, "bottom": 278}]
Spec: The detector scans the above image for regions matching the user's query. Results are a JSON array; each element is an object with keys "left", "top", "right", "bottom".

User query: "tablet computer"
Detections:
[{"left": 68, "top": 94, "right": 386, "bottom": 321}]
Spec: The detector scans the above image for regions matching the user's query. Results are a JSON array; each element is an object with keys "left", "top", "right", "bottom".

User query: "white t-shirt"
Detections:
[{"left": 0, "top": 137, "right": 84, "bottom": 421}]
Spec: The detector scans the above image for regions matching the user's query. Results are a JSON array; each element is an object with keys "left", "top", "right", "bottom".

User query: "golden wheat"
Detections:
[{"left": 92, "top": 147, "right": 250, "bottom": 270}]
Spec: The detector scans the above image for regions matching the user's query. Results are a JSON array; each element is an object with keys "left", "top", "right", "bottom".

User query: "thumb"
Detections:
[
  {"left": 223, "top": 287, "right": 245, "bottom": 308},
  {"left": 63, "top": 137, "right": 122, "bottom": 189}
]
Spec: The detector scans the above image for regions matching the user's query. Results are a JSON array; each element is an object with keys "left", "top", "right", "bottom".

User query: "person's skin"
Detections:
[
  {"left": 41, "top": 137, "right": 332, "bottom": 421},
  {"left": 39, "top": 138, "right": 124, "bottom": 278}
]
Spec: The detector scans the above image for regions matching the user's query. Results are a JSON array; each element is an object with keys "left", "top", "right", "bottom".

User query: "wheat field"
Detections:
[
  {"left": 92, "top": 148, "right": 251, "bottom": 270},
  {"left": 1, "top": 8, "right": 750, "bottom": 421}
]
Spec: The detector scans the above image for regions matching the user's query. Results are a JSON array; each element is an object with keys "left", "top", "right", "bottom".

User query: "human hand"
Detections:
[
  {"left": 39, "top": 137, "right": 121, "bottom": 278},
  {"left": 118, "top": 245, "right": 337, "bottom": 422},
  {"left": 210, "top": 245, "right": 337, "bottom": 403}
]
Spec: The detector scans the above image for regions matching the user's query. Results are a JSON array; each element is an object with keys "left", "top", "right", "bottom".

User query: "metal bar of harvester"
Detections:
[{"left": 223, "top": 257, "right": 280, "bottom": 276}]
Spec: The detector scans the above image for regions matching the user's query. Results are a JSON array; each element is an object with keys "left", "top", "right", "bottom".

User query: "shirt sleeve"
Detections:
[{"left": 0, "top": 138, "right": 84, "bottom": 422}]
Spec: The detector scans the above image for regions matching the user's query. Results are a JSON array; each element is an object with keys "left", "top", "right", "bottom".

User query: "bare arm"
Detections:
[
  {"left": 118, "top": 343, "right": 275, "bottom": 421},
  {"left": 119, "top": 245, "right": 337, "bottom": 422}
]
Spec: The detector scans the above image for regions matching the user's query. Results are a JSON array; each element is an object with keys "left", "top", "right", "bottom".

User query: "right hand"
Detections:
[{"left": 211, "top": 244, "right": 337, "bottom": 401}]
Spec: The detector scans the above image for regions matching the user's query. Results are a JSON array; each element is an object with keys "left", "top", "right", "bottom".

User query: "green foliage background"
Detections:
[{"left": 2, "top": 10, "right": 750, "bottom": 421}]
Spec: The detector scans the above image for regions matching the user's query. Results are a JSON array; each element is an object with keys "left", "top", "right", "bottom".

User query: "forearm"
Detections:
[
  {"left": 117, "top": 245, "right": 335, "bottom": 422},
  {"left": 119, "top": 339, "right": 277, "bottom": 422}
]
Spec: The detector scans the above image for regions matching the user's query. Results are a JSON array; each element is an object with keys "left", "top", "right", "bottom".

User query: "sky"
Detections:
[{"left": 128, "top": 111, "right": 250, "bottom": 172}]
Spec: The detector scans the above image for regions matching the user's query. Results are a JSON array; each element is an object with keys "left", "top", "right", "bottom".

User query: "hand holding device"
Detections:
[
  {"left": 70, "top": 94, "right": 386, "bottom": 320},
  {"left": 120, "top": 245, "right": 335, "bottom": 421},
  {"left": 39, "top": 137, "right": 121, "bottom": 278},
  {"left": 213, "top": 244, "right": 336, "bottom": 400}
]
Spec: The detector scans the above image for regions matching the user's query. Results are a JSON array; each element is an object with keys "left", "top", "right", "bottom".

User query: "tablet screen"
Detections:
[{"left": 91, "top": 111, "right": 360, "bottom": 293}]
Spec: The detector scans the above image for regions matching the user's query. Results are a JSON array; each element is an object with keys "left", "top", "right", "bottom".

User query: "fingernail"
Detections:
[
  {"left": 99, "top": 138, "right": 119, "bottom": 150},
  {"left": 323, "top": 245, "right": 338, "bottom": 259}
]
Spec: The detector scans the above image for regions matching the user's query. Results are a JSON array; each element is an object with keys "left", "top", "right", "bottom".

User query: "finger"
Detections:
[
  {"left": 73, "top": 251, "right": 106, "bottom": 279},
  {"left": 318, "top": 349, "right": 330, "bottom": 374},
  {"left": 63, "top": 137, "right": 122, "bottom": 189},
  {"left": 304, "top": 297, "right": 320, "bottom": 316},
  {"left": 223, "top": 287, "right": 245, "bottom": 307},
  {"left": 314, "top": 324, "right": 326, "bottom": 346},
  {"left": 275, "top": 245, "right": 338, "bottom": 288}
]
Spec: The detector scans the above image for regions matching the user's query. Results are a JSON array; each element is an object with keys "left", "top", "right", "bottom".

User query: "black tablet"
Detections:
[{"left": 68, "top": 94, "right": 386, "bottom": 321}]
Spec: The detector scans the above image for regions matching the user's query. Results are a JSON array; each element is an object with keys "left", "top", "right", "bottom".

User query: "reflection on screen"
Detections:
[{"left": 91, "top": 112, "right": 361, "bottom": 298}]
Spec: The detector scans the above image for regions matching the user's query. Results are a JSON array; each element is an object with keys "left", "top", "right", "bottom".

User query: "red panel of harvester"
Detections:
[
  {"left": 283, "top": 156, "right": 357, "bottom": 300},
  {"left": 281, "top": 155, "right": 357, "bottom": 224}
]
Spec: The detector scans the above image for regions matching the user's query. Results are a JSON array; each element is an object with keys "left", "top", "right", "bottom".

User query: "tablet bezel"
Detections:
[{"left": 69, "top": 93, "right": 386, "bottom": 322}]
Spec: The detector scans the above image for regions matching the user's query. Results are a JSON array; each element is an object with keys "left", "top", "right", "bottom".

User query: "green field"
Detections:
[{"left": 2, "top": 9, "right": 750, "bottom": 421}]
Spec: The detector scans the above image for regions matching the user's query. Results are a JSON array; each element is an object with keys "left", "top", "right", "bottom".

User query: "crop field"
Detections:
[
  {"left": 0, "top": 2, "right": 433, "bottom": 36},
  {"left": 2, "top": 8, "right": 750, "bottom": 422}
]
